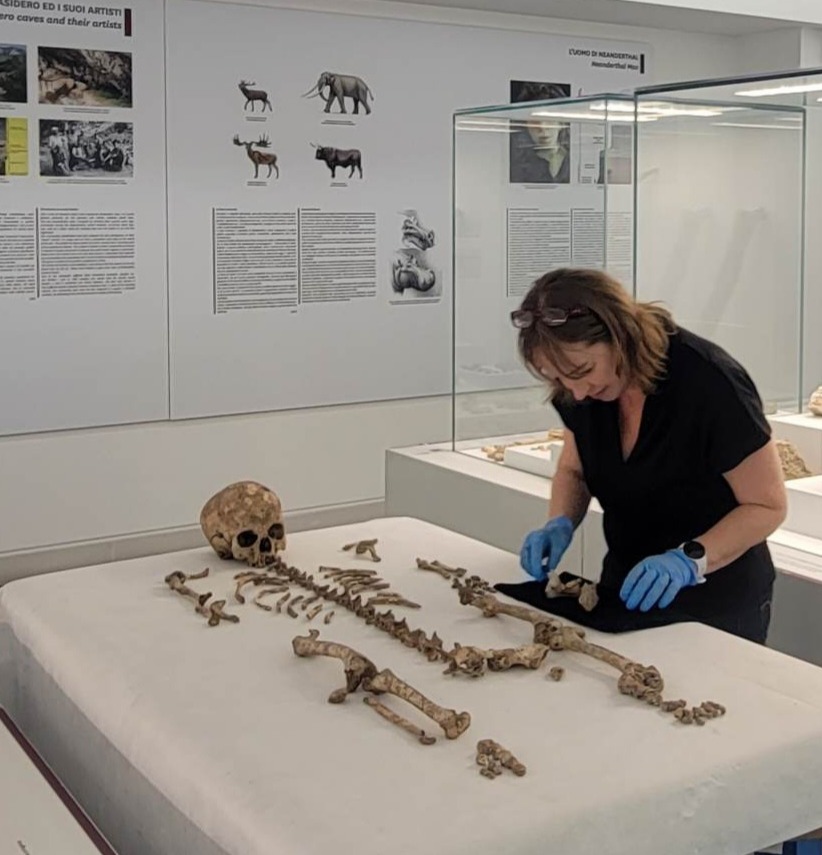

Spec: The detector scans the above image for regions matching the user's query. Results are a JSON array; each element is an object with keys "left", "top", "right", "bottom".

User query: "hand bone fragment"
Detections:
[
  {"left": 305, "top": 602, "right": 324, "bottom": 622},
  {"left": 548, "top": 666, "right": 565, "bottom": 681},
  {"left": 476, "top": 739, "right": 526, "bottom": 778}
]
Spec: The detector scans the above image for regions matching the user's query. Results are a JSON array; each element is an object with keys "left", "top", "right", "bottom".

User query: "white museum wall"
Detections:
[
  {"left": 0, "top": 0, "right": 803, "bottom": 578},
  {"left": 614, "top": 0, "right": 822, "bottom": 26}
]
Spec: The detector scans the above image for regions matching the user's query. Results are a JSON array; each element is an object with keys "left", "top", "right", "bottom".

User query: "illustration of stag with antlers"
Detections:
[
  {"left": 233, "top": 134, "right": 279, "bottom": 179},
  {"left": 238, "top": 80, "right": 272, "bottom": 112}
]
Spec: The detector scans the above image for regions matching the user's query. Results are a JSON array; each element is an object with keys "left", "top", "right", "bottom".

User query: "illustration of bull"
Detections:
[{"left": 312, "top": 144, "right": 362, "bottom": 179}]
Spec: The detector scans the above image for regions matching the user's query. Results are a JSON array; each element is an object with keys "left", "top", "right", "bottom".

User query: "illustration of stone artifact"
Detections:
[
  {"left": 342, "top": 538, "right": 381, "bottom": 561},
  {"left": 775, "top": 439, "right": 812, "bottom": 480},
  {"left": 475, "top": 739, "right": 526, "bottom": 779},
  {"left": 392, "top": 251, "right": 436, "bottom": 294},
  {"left": 311, "top": 144, "right": 362, "bottom": 179},
  {"left": 809, "top": 385, "right": 822, "bottom": 416},
  {"left": 302, "top": 71, "right": 374, "bottom": 115},
  {"left": 232, "top": 134, "right": 279, "bottom": 179},
  {"left": 292, "top": 629, "right": 470, "bottom": 740},
  {"left": 200, "top": 480, "right": 286, "bottom": 568},
  {"left": 238, "top": 80, "right": 272, "bottom": 112},
  {"left": 392, "top": 210, "right": 437, "bottom": 295}
]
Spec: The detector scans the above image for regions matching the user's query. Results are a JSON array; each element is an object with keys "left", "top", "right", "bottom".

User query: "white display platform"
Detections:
[
  {"left": 769, "top": 412, "right": 822, "bottom": 474},
  {"left": 0, "top": 710, "right": 115, "bottom": 855},
  {"left": 386, "top": 441, "right": 822, "bottom": 666},
  {"left": 503, "top": 441, "right": 563, "bottom": 478},
  {"left": 4, "top": 518, "right": 822, "bottom": 855},
  {"left": 784, "top": 475, "right": 822, "bottom": 539}
]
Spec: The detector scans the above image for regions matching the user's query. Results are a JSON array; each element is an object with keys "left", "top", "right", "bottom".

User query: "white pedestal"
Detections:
[
  {"left": 503, "top": 440, "right": 563, "bottom": 478},
  {"left": 784, "top": 475, "right": 822, "bottom": 539},
  {"left": 769, "top": 413, "right": 822, "bottom": 474}
]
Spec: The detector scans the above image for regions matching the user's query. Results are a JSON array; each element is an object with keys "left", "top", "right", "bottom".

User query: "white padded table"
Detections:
[{"left": 2, "top": 517, "right": 822, "bottom": 855}]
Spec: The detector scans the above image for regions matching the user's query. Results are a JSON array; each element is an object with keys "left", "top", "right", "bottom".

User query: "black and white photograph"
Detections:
[
  {"left": 39, "top": 120, "right": 133, "bottom": 177},
  {"left": 38, "top": 47, "right": 133, "bottom": 107},
  {"left": 0, "top": 44, "right": 27, "bottom": 104},
  {"left": 509, "top": 79, "right": 571, "bottom": 184},
  {"left": 390, "top": 209, "right": 440, "bottom": 302}
]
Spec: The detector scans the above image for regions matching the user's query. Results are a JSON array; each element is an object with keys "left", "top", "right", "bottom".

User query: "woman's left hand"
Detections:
[{"left": 620, "top": 548, "right": 701, "bottom": 611}]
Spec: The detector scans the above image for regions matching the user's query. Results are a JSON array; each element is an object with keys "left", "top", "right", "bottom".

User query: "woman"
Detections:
[{"left": 514, "top": 268, "right": 786, "bottom": 643}]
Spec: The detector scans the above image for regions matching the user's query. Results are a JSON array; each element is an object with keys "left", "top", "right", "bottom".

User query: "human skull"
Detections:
[{"left": 199, "top": 480, "right": 285, "bottom": 568}]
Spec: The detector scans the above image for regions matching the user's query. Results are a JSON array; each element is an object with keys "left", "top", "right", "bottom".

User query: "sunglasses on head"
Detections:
[{"left": 510, "top": 306, "right": 589, "bottom": 329}]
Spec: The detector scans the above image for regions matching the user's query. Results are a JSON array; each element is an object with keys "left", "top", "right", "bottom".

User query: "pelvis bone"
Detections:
[{"left": 200, "top": 480, "right": 285, "bottom": 568}]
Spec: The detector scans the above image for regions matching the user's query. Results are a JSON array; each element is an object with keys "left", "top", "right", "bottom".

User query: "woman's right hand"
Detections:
[{"left": 519, "top": 515, "right": 574, "bottom": 581}]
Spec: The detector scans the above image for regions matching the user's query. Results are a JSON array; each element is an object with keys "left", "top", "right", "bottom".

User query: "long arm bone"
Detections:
[
  {"left": 367, "top": 668, "right": 470, "bottom": 739},
  {"left": 363, "top": 696, "right": 436, "bottom": 745},
  {"left": 292, "top": 629, "right": 378, "bottom": 703},
  {"left": 164, "top": 571, "right": 212, "bottom": 618}
]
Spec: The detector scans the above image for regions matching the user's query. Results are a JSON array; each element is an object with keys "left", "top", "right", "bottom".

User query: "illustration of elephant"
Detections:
[{"left": 302, "top": 72, "right": 374, "bottom": 115}]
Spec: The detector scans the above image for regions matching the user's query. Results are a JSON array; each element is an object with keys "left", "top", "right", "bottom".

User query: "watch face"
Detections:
[{"left": 684, "top": 540, "right": 705, "bottom": 560}]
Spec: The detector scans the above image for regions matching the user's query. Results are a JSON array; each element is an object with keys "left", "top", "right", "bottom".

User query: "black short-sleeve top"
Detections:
[{"left": 553, "top": 327, "right": 775, "bottom": 610}]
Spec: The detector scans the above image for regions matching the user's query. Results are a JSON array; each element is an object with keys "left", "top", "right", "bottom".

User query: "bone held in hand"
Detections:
[{"left": 366, "top": 668, "right": 470, "bottom": 739}]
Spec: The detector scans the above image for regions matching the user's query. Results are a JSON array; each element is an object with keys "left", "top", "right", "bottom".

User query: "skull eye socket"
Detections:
[
  {"left": 268, "top": 523, "right": 284, "bottom": 540},
  {"left": 237, "top": 530, "right": 258, "bottom": 548}
]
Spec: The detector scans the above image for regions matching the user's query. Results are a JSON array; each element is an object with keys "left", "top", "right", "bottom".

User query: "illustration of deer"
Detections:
[
  {"left": 238, "top": 80, "right": 272, "bottom": 112},
  {"left": 233, "top": 134, "right": 279, "bottom": 179}
]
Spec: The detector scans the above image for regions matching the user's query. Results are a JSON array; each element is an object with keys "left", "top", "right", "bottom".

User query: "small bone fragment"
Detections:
[
  {"left": 549, "top": 666, "right": 564, "bottom": 681},
  {"left": 363, "top": 697, "right": 436, "bottom": 745},
  {"left": 486, "top": 644, "right": 550, "bottom": 672},
  {"left": 342, "top": 538, "right": 381, "bottom": 562},
  {"left": 367, "top": 668, "right": 470, "bottom": 739},
  {"left": 546, "top": 574, "right": 582, "bottom": 599},
  {"left": 476, "top": 739, "right": 526, "bottom": 778},
  {"left": 661, "top": 699, "right": 687, "bottom": 713},
  {"left": 187, "top": 568, "right": 210, "bottom": 580},
  {"left": 349, "top": 581, "right": 390, "bottom": 595},
  {"left": 287, "top": 595, "right": 304, "bottom": 618},
  {"left": 305, "top": 602, "right": 324, "bottom": 622},
  {"left": 579, "top": 583, "right": 599, "bottom": 612},
  {"left": 275, "top": 591, "right": 291, "bottom": 613},
  {"left": 292, "top": 629, "right": 378, "bottom": 703},
  {"left": 207, "top": 599, "right": 240, "bottom": 627},
  {"left": 301, "top": 594, "right": 321, "bottom": 610},
  {"left": 323, "top": 610, "right": 335, "bottom": 625}
]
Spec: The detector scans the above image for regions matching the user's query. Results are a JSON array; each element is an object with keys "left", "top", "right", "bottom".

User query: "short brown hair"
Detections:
[{"left": 515, "top": 268, "right": 676, "bottom": 401}]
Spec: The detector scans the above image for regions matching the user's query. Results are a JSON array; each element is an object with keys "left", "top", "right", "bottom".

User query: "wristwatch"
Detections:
[{"left": 681, "top": 540, "right": 708, "bottom": 582}]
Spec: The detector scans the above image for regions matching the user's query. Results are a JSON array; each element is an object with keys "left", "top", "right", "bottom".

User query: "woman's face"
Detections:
[
  {"left": 526, "top": 120, "right": 565, "bottom": 151},
  {"left": 531, "top": 341, "right": 625, "bottom": 402}
]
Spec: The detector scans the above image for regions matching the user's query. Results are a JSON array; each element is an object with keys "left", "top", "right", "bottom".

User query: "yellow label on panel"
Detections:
[{"left": 6, "top": 118, "right": 28, "bottom": 176}]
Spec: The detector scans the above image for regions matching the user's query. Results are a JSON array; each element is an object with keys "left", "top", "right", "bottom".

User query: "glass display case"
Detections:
[
  {"left": 451, "top": 94, "right": 638, "bottom": 469},
  {"left": 452, "top": 68, "right": 821, "bottom": 474}
]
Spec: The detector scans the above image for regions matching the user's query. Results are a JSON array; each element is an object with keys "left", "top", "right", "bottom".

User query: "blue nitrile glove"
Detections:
[
  {"left": 519, "top": 515, "right": 574, "bottom": 581},
  {"left": 620, "top": 548, "right": 701, "bottom": 612}
]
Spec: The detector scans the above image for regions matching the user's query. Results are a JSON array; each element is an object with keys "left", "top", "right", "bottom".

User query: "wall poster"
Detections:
[
  {"left": 166, "top": 0, "right": 651, "bottom": 419},
  {"left": 0, "top": 0, "right": 167, "bottom": 435}
]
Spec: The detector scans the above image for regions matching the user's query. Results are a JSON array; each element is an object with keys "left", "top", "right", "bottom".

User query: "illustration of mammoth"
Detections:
[{"left": 302, "top": 72, "right": 374, "bottom": 115}]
